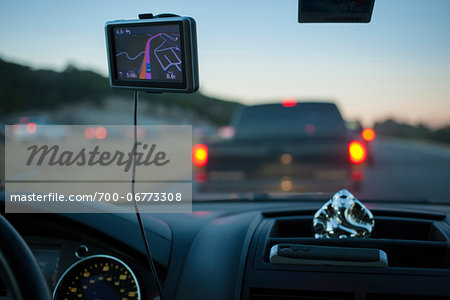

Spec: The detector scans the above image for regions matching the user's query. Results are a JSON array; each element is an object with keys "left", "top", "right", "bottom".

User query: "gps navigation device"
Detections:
[{"left": 105, "top": 16, "right": 198, "bottom": 93}]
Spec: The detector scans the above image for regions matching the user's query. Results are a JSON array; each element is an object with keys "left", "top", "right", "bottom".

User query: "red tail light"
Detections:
[
  {"left": 95, "top": 126, "right": 107, "bottom": 140},
  {"left": 192, "top": 144, "right": 208, "bottom": 167},
  {"left": 195, "top": 172, "right": 208, "bottom": 183},
  {"left": 84, "top": 127, "right": 96, "bottom": 140},
  {"left": 349, "top": 141, "right": 367, "bottom": 164},
  {"left": 362, "top": 128, "right": 376, "bottom": 142},
  {"left": 26, "top": 122, "right": 37, "bottom": 134},
  {"left": 281, "top": 97, "right": 297, "bottom": 107}
]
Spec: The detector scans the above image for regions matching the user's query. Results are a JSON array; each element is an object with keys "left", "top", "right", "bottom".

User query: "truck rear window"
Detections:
[{"left": 234, "top": 103, "right": 347, "bottom": 140}]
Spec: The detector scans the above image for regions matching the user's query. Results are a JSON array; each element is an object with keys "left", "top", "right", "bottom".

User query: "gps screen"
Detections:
[{"left": 112, "top": 24, "right": 183, "bottom": 83}]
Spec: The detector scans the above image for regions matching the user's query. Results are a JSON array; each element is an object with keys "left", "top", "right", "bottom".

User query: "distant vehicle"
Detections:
[
  {"left": 193, "top": 102, "right": 368, "bottom": 193},
  {"left": 346, "top": 120, "right": 375, "bottom": 165},
  {"left": 346, "top": 120, "right": 364, "bottom": 138},
  {"left": 9, "top": 116, "right": 70, "bottom": 142}
]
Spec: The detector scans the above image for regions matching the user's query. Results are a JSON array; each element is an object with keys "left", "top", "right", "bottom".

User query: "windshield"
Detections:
[{"left": 1, "top": 0, "right": 449, "bottom": 204}]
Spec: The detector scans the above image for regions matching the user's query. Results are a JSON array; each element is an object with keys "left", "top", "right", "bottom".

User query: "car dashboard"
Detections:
[{"left": 1, "top": 197, "right": 450, "bottom": 300}]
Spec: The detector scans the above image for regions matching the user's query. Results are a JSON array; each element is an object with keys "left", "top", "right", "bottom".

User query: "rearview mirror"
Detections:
[{"left": 298, "top": 0, "right": 375, "bottom": 23}]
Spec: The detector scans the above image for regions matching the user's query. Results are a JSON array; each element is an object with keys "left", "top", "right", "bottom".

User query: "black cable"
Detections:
[{"left": 132, "top": 90, "right": 164, "bottom": 299}]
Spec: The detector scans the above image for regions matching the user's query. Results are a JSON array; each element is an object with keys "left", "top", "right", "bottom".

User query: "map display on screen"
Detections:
[{"left": 113, "top": 24, "right": 183, "bottom": 82}]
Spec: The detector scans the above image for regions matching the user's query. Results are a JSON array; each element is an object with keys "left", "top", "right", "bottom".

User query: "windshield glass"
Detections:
[{"left": 1, "top": 0, "right": 449, "bottom": 203}]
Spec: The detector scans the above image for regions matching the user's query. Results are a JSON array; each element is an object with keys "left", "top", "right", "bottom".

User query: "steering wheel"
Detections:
[{"left": 0, "top": 214, "right": 51, "bottom": 300}]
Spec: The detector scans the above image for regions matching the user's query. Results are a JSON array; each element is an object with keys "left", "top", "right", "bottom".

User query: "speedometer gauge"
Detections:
[{"left": 53, "top": 255, "right": 140, "bottom": 300}]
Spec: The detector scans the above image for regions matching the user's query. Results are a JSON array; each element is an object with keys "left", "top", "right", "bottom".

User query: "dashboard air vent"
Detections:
[{"left": 265, "top": 214, "right": 449, "bottom": 269}]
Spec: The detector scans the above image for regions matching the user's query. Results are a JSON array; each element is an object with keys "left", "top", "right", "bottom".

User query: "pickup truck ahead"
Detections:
[{"left": 193, "top": 102, "right": 367, "bottom": 193}]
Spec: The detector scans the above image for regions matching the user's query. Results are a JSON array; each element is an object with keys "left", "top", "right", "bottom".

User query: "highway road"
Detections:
[
  {"left": 193, "top": 137, "right": 450, "bottom": 204},
  {"left": 2, "top": 137, "right": 450, "bottom": 204},
  {"left": 357, "top": 137, "right": 450, "bottom": 203}
]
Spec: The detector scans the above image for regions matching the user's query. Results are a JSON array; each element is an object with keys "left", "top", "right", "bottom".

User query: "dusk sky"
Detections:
[{"left": 1, "top": 0, "right": 449, "bottom": 127}]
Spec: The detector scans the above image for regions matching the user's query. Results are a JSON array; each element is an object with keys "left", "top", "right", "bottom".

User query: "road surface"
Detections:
[
  {"left": 357, "top": 137, "right": 450, "bottom": 203},
  {"left": 3, "top": 137, "right": 450, "bottom": 204},
  {"left": 193, "top": 137, "right": 450, "bottom": 203}
]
